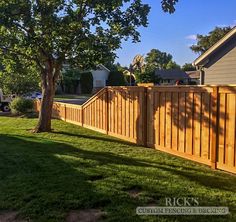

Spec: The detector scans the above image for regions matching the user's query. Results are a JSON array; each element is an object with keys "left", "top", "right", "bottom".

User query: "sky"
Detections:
[{"left": 115, "top": 0, "right": 236, "bottom": 67}]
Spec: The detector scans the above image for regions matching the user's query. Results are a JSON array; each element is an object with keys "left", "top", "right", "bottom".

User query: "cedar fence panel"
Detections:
[
  {"left": 146, "top": 86, "right": 213, "bottom": 166},
  {"left": 217, "top": 86, "right": 236, "bottom": 174},
  {"left": 35, "top": 85, "right": 236, "bottom": 174},
  {"left": 82, "top": 88, "right": 107, "bottom": 133},
  {"left": 107, "top": 87, "right": 146, "bottom": 145}
]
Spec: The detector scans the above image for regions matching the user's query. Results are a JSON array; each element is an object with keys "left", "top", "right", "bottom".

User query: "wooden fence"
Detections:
[{"left": 35, "top": 86, "right": 236, "bottom": 174}]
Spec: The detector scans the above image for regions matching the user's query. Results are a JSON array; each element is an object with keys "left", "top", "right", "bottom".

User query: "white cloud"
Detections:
[{"left": 185, "top": 35, "right": 197, "bottom": 40}]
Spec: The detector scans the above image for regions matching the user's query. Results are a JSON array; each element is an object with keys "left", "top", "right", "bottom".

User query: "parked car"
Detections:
[{"left": 24, "top": 92, "right": 42, "bottom": 100}]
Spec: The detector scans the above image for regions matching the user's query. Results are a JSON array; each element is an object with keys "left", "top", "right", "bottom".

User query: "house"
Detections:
[
  {"left": 91, "top": 64, "right": 110, "bottom": 92},
  {"left": 155, "top": 69, "right": 190, "bottom": 85},
  {"left": 193, "top": 26, "right": 236, "bottom": 84},
  {"left": 60, "top": 64, "right": 110, "bottom": 94},
  {"left": 186, "top": 70, "right": 200, "bottom": 85}
]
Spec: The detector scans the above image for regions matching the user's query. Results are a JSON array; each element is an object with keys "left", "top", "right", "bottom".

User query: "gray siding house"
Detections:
[{"left": 193, "top": 26, "right": 236, "bottom": 84}]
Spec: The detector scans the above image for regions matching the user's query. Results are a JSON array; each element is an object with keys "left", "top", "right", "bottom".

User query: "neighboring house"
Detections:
[
  {"left": 186, "top": 70, "right": 200, "bottom": 85},
  {"left": 91, "top": 64, "right": 110, "bottom": 91},
  {"left": 155, "top": 69, "right": 190, "bottom": 85},
  {"left": 193, "top": 26, "right": 236, "bottom": 84},
  {"left": 60, "top": 64, "right": 110, "bottom": 94}
]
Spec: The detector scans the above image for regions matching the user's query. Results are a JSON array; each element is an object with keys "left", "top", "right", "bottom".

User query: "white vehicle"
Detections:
[{"left": 0, "top": 89, "right": 14, "bottom": 112}]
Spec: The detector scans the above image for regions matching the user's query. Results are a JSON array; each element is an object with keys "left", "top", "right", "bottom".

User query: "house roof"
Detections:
[
  {"left": 155, "top": 69, "right": 189, "bottom": 80},
  {"left": 186, "top": 70, "right": 200, "bottom": 79},
  {"left": 97, "top": 64, "right": 110, "bottom": 72},
  {"left": 193, "top": 26, "right": 236, "bottom": 66}
]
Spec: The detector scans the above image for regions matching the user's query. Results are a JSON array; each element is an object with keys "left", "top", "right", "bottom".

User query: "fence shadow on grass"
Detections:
[{"left": 0, "top": 133, "right": 235, "bottom": 222}]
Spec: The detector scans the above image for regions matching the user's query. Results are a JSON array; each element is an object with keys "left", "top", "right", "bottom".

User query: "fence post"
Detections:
[
  {"left": 143, "top": 87, "right": 148, "bottom": 146},
  {"left": 64, "top": 104, "right": 67, "bottom": 122},
  {"left": 211, "top": 86, "right": 219, "bottom": 169},
  {"left": 81, "top": 106, "right": 84, "bottom": 127},
  {"left": 105, "top": 88, "right": 109, "bottom": 134}
]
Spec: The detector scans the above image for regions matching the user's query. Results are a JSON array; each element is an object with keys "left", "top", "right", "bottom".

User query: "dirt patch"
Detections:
[
  {"left": 127, "top": 189, "right": 142, "bottom": 198},
  {"left": 0, "top": 211, "right": 28, "bottom": 222},
  {"left": 66, "top": 209, "right": 106, "bottom": 222},
  {"left": 125, "top": 185, "right": 143, "bottom": 198}
]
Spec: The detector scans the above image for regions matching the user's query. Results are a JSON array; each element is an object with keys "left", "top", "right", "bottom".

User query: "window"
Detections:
[{"left": 95, "top": 80, "right": 103, "bottom": 87}]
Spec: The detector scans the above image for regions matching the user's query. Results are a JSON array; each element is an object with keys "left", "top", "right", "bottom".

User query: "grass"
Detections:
[
  {"left": 54, "top": 94, "right": 91, "bottom": 100},
  {"left": 0, "top": 116, "right": 235, "bottom": 222}
]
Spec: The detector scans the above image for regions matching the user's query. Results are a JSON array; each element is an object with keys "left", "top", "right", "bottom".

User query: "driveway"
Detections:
[
  {"left": 54, "top": 98, "right": 89, "bottom": 105},
  {"left": 0, "top": 112, "right": 11, "bottom": 116}
]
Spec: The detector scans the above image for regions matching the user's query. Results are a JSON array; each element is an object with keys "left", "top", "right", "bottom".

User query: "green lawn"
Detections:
[{"left": 0, "top": 117, "right": 235, "bottom": 222}]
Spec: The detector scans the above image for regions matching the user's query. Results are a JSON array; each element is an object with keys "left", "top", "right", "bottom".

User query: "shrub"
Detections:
[
  {"left": 61, "top": 69, "right": 80, "bottom": 93},
  {"left": 80, "top": 72, "right": 93, "bottom": 94},
  {"left": 10, "top": 97, "right": 34, "bottom": 115},
  {"left": 107, "top": 71, "right": 127, "bottom": 86},
  {"left": 135, "top": 66, "right": 160, "bottom": 84}
]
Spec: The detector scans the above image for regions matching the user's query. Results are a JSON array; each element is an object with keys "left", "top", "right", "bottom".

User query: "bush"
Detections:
[
  {"left": 80, "top": 72, "right": 93, "bottom": 94},
  {"left": 107, "top": 71, "right": 127, "bottom": 86},
  {"left": 10, "top": 97, "right": 34, "bottom": 115},
  {"left": 135, "top": 66, "right": 160, "bottom": 84}
]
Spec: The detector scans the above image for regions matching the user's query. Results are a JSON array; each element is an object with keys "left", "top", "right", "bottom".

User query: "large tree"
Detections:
[
  {"left": 190, "top": 26, "right": 232, "bottom": 54},
  {"left": 0, "top": 0, "right": 178, "bottom": 132},
  {"left": 145, "top": 49, "right": 173, "bottom": 70}
]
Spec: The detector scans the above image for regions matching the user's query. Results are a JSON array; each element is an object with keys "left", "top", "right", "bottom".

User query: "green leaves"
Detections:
[
  {"left": 0, "top": 0, "right": 178, "bottom": 90},
  {"left": 190, "top": 26, "right": 232, "bottom": 54},
  {"left": 145, "top": 49, "right": 173, "bottom": 70},
  {"left": 161, "top": 0, "right": 178, "bottom": 14}
]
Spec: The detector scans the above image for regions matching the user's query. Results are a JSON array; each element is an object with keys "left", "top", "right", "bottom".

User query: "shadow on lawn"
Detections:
[
  {"left": 53, "top": 130, "right": 236, "bottom": 192},
  {"left": 53, "top": 130, "right": 141, "bottom": 147},
  {"left": 0, "top": 134, "right": 151, "bottom": 221},
  {"left": 0, "top": 134, "right": 235, "bottom": 222}
]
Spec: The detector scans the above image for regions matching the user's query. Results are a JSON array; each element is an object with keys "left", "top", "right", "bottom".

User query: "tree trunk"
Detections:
[
  {"left": 34, "top": 86, "right": 55, "bottom": 132},
  {"left": 33, "top": 59, "right": 61, "bottom": 133}
]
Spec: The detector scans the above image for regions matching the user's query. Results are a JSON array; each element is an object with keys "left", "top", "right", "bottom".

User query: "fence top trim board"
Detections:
[
  {"left": 53, "top": 102, "right": 82, "bottom": 108},
  {"left": 82, "top": 88, "right": 107, "bottom": 108}
]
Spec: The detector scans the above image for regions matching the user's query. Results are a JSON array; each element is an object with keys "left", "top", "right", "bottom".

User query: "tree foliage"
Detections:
[
  {"left": 0, "top": 0, "right": 178, "bottom": 132},
  {"left": 190, "top": 26, "right": 232, "bottom": 54},
  {"left": 161, "top": 0, "right": 179, "bottom": 13},
  {"left": 0, "top": 55, "right": 40, "bottom": 94},
  {"left": 166, "top": 60, "right": 181, "bottom": 70},
  {"left": 182, "top": 63, "right": 196, "bottom": 71},
  {"left": 80, "top": 72, "right": 93, "bottom": 94},
  {"left": 61, "top": 68, "right": 80, "bottom": 94},
  {"left": 135, "top": 65, "right": 159, "bottom": 84},
  {"left": 107, "top": 71, "right": 127, "bottom": 86},
  {"left": 145, "top": 49, "right": 173, "bottom": 69}
]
